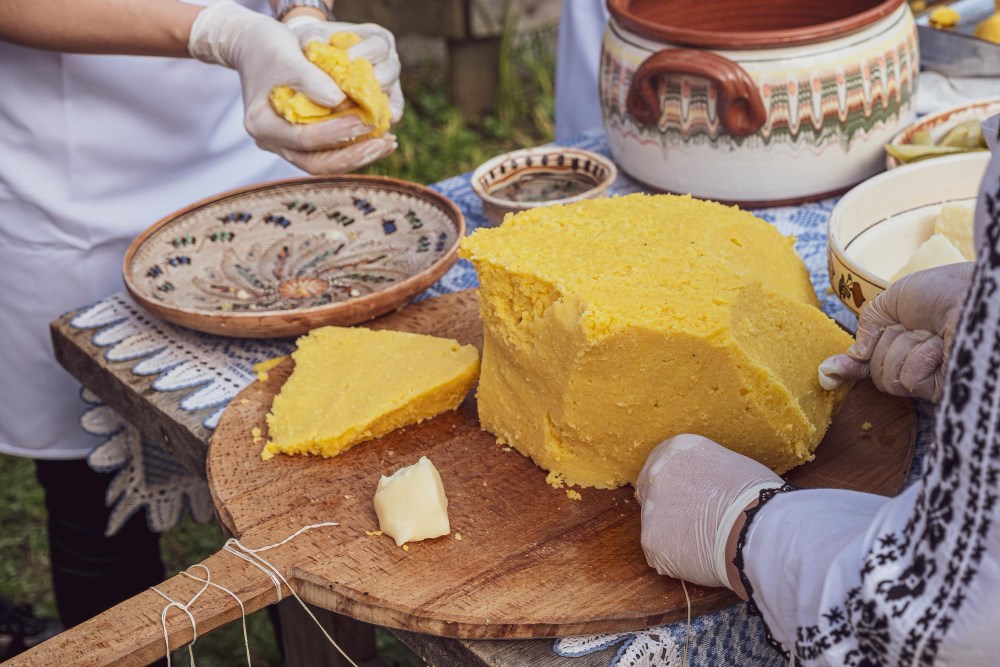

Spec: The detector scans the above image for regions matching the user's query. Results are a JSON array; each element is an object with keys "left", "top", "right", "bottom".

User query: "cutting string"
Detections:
[
  {"left": 151, "top": 574, "right": 209, "bottom": 667},
  {"left": 181, "top": 565, "right": 251, "bottom": 667},
  {"left": 151, "top": 522, "right": 358, "bottom": 667}
]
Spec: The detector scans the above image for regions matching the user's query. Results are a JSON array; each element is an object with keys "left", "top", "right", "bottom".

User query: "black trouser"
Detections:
[{"left": 34, "top": 459, "right": 165, "bottom": 630}]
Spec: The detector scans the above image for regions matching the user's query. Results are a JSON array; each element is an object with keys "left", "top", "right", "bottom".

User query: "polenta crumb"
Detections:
[
  {"left": 546, "top": 470, "right": 566, "bottom": 489},
  {"left": 240, "top": 398, "right": 250, "bottom": 405},
  {"left": 454, "top": 533, "right": 462, "bottom": 541},
  {"left": 253, "top": 355, "right": 289, "bottom": 383},
  {"left": 365, "top": 529, "right": 383, "bottom": 536},
  {"left": 566, "top": 489, "right": 582, "bottom": 501},
  {"left": 861, "top": 421, "right": 873, "bottom": 431},
  {"left": 402, "top": 544, "right": 410, "bottom": 551}
]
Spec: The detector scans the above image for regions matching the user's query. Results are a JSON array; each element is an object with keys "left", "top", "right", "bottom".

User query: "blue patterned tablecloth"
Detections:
[{"left": 71, "top": 129, "right": 931, "bottom": 667}]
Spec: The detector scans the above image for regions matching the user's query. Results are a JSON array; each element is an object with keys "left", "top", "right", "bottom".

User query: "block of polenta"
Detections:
[
  {"left": 261, "top": 327, "right": 479, "bottom": 461},
  {"left": 459, "top": 193, "right": 854, "bottom": 489},
  {"left": 269, "top": 32, "right": 391, "bottom": 139}
]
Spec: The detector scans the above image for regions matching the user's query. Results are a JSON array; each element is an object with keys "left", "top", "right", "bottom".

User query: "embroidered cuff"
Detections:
[{"left": 732, "top": 481, "right": 801, "bottom": 658}]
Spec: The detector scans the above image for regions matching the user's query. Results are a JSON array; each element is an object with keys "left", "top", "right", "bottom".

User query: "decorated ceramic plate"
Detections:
[{"left": 123, "top": 175, "right": 464, "bottom": 338}]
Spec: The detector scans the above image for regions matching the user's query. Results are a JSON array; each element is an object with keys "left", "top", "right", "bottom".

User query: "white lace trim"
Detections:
[{"left": 81, "top": 389, "right": 215, "bottom": 536}]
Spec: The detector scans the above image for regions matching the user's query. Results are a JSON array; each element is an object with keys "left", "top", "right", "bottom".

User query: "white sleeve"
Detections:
[
  {"left": 735, "top": 208, "right": 1000, "bottom": 665},
  {"left": 739, "top": 443, "right": 1000, "bottom": 666}
]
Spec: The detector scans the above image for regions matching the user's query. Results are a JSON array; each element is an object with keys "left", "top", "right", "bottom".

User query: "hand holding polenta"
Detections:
[
  {"left": 188, "top": 1, "right": 400, "bottom": 175},
  {"left": 267, "top": 17, "right": 401, "bottom": 173},
  {"left": 286, "top": 17, "right": 403, "bottom": 125}
]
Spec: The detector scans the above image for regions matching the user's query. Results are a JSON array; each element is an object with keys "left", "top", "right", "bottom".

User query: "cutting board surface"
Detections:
[{"left": 207, "top": 290, "right": 916, "bottom": 639}]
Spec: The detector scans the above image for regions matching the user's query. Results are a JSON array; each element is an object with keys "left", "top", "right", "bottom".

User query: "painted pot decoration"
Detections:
[{"left": 602, "top": 0, "right": 918, "bottom": 205}]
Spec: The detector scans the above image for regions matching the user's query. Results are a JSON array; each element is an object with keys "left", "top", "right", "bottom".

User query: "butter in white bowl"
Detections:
[
  {"left": 828, "top": 152, "right": 988, "bottom": 315},
  {"left": 845, "top": 199, "right": 975, "bottom": 283},
  {"left": 889, "top": 199, "right": 975, "bottom": 281}
]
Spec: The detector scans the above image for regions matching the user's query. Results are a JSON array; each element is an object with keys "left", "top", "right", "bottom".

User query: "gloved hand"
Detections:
[
  {"left": 818, "top": 263, "right": 974, "bottom": 402},
  {"left": 286, "top": 15, "right": 404, "bottom": 124},
  {"left": 188, "top": 1, "right": 396, "bottom": 174},
  {"left": 636, "top": 434, "right": 782, "bottom": 589}
]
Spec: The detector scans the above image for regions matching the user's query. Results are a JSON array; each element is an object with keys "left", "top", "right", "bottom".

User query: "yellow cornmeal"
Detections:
[
  {"left": 545, "top": 471, "right": 566, "bottom": 489},
  {"left": 261, "top": 326, "right": 479, "bottom": 461},
  {"left": 269, "top": 33, "right": 391, "bottom": 140},
  {"left": 459, "top": 193, "right": 854, "bottom": 489}
]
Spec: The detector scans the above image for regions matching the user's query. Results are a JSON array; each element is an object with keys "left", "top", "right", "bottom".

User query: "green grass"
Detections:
[
  {"left": 0, "top": 28, "right": 554, "bottom": 666},
  {"left": 0, "top": 456, "right": 54, "bottom": 617},
  {"left": 365, "top": 34, "right": 554, "bottom": 185}
]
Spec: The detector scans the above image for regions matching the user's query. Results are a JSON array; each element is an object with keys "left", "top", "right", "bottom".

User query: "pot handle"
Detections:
[{"left": 626, "top": 49, "right": 767, "bottom": 137}]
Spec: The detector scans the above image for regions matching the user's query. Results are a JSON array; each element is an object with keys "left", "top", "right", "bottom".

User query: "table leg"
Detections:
[{"left": 276, "top": 599, "right": 384, "bottom": 667}]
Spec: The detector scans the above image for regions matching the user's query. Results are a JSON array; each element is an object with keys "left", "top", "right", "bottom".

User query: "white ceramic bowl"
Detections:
[
  {"left": 885, "top": 97, "right": 1000, "bottom": 169},
  {"left": 471, "top": 147, "right": 618, "bottom": 226},
  {"left": 828, "top": 152, "right": 988, "bottom": 314}
]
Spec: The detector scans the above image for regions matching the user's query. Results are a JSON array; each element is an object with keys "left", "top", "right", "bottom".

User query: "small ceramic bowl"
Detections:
[
  {"left": 471, "top": 147, "right": 618, "bottom": 226},
  {"left": 828, "top": 152, "right": 988, "bottom": 315},
  {"left": 123, "top": 175, "right": 464, "bottom": 338},
  {"left": 885, "top": 97, "right": 1000, "bottom": 169}
]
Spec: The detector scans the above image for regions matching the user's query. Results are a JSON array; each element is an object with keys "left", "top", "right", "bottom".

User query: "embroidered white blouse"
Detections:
[{"left": 739, "top": 140, "right": 1000, "bottom": 665}]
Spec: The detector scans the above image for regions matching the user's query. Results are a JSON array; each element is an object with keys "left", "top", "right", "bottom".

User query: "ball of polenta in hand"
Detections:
[{"left": 269, "top": 32, "right": 391, "bottom": 142}]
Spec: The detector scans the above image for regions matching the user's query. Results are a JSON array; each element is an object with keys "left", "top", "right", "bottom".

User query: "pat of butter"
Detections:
[
  {"left": 374, "top": 456, "right": 450, "bottom": 547},
  {"left": 934, "top": 201, "right": 975, "bottom": 261},
  {"left": 891, "top": 233, "right": 967, "bottom": 281}
]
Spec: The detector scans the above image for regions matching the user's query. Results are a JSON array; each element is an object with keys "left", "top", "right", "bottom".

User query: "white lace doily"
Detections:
[
  {"left": 554, "top": 604, "right": 785, "bottom": 667},
  {"left": 81, "top": 389, "right": 215, "bottom": 537}
]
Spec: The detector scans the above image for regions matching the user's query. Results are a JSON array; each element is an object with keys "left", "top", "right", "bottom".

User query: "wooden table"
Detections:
[{"left": 50, "top": 310, "right": 620, "bottom": 667}]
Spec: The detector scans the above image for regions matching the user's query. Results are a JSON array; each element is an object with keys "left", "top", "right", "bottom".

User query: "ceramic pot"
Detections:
[{"left": 601, "top": 0, "right": 918, "bottom": 205}]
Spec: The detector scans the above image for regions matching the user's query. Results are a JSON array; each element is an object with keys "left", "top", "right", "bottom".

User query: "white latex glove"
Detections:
[
  {"left": 188, "top": 1, "right": 396, "bottom": 174},
  {"left": 286, "top": 15, "right": 404, "bottom": 123},
  {"left": 818, "top": 263, "right": 974, "bottom": 402},
  {"left": 635, "top": 434, "right": 782, "bottom": 589}
]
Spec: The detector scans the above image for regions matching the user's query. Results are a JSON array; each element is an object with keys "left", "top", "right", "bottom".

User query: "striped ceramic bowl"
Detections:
[{"left": 471, "top": 147, "right": 618, "bottom": 226}]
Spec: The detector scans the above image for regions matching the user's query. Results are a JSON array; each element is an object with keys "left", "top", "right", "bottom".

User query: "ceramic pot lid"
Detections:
[{"left": 606, "top": 0, "right": 905, "bottom": 49}]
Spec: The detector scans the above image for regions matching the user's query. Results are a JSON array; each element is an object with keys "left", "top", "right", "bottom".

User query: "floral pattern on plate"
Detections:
[{"left": 124, "top": 177, "right": 463, "bottom": 336}]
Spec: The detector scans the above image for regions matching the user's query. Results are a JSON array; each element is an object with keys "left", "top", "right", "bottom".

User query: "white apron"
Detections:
[
  {"left": 0, "top": 0, "right": 300, "bottom": 459},
  {"left": 555, "top": 0, "right": 610, "bottom": 141}
]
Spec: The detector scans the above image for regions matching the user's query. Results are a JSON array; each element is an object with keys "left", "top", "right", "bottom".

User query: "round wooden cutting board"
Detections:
[{"left": 206, "top": 289, "right": 916, "bottom": 640}]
